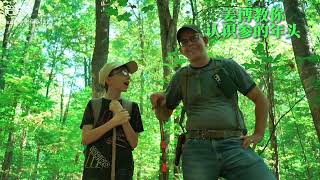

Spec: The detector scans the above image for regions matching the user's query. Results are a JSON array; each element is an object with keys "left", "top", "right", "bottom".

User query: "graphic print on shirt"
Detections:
[{"left": 85, "top": 146, "right": 111, "bottom": 169}]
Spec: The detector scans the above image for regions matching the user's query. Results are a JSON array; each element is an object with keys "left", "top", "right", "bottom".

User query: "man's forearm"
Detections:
[{"left": 254, "top": 96, "right": 269, "bottom": 136}]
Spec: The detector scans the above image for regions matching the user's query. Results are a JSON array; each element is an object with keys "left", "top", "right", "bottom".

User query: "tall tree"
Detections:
[
  {"left": 1, "top": 131, "right": 15, "bottom": 180},
  {"left": 16, "top": 128, "right": 27, "bottom": 180},
  {"left": 1, "top": 97, "right": 18, "bottom": 180},
  {"left": 156, "top": 0, "right": 180, "bottom": 179},
  {"left": 190, "top": 0, "right": 198, "bottom": 25},
  {"left": 0, "top": 2, "right": 17, "bottom": 178},
  {"left": 26, "top": 0, "right": 41, "bottom": 44},
  {"left": 156, "top": 0, "right": 180, "bottom": 86},
  {"left": 283, "top": 0, "right": 320, "bottom": 142},
  {"left": 91, "top": 0, "right": 111, "bottom": 98},
  {"left": 21, "top": 0, "right": 41, "bottom": 65},
  {"left": 62, "top": 78, "right": 75, "bottom": 125},
  {"left": 32, "top": 144, "right": 41, "bottom": 179},
  {"left": 264, "top": 41, "right": 280, "bottom": 179},
  {"left": 0, "top": 0, "right": 16, "bottom": 89},
  {"left": 84, "top": 57, "right": 91, "bottom": 87}
]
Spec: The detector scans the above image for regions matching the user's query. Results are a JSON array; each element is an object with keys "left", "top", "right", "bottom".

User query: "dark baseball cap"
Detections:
[{"left": 177, "top": 24, "right": 203, "bottom": 42}]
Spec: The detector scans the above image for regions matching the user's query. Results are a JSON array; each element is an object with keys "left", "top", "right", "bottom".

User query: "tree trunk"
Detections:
[
  {"left": 84, "top": 57, "right": 89, "bottom": 87},
  {"left": 74, "top": 152, "right": 80, "bottom": 164},
  {"left": 279, "top": 127, "right": 290, "bottom": 178},
  {"left": 264, "top": 39, "right": 279, "bottom": 179},
  {"left": 1, "top": 1, "right": 14, "bottom": 50},
  {"left": 45, "top": 43, "right": 68, "bottom": 98},
  {"left": 285, "top": 94, "right": 314, "bottom": 179},
  {"left": 310, "top": 140, "right": 320, "bottom": 178},
  {"left": 1, "top": 131, "right": 15, "bottom": 180},
  {"left": 26, "top": 0, "right": 41, "bottom": 44},
  {"left": 91, "top": 0, "right": 111, "bottom": 98},
  {"left": 62, "top": 81, "right": 74, "bottom": 124},
  {"left": 45, "top": 62, "right": 55, "bottom": 98},
  {"left": 60, "top": 80, "right": 64, "bottom": 122},
  {"left": 294, "top": 122, "right": 312, "bottom": 179},
  {"left": 156, "top": 1, "right": 180, "bottom": 179},
  {"left": 283, "top": 0, "right": 320, "bottom": 142},
  {"left": 88, "top": 58, "right": 92, "bottom": 87},
  {"left": 133, "top": 4, "right": 145, "bottom": 178},
  {"left": 32, "top": 144, "right": 41, "bottom": 180},
  {"left": 17, "top": 128, "right": 27, "bottom": 179},
  {"left": 1, "top": 99, "right": 17, "bottom": 180},
  {"left": 137, "top": 7, "right": 145, "bottom": 114},
  {"left": 0, "top": 1, "right": 15, "bottom": 89},
  {"left": 190, "top": 0, "right": 198, "bottom": 25},
  {"left": 21, "top": 0, "right": 42, "bottom": 66},
  {"left": 83, "top": 56, "right": 93, "bottom": 87},
  {"left": 156, "top": 0, "right": 180, "bottom": 87}
]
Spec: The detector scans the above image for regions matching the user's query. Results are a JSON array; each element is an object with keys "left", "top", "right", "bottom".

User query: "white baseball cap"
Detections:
[{"left": 99, "top": 60, "right": 138, "bottom": 87}]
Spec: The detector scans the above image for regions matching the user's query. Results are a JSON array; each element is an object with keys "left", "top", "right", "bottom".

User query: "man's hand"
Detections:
[
  {"left": 150, "top": 92, "right": 166, "bottom": 109},
  {"left": 150, "top": 92, "right": 173, "bottom": 122},
  {"left": 240, "top": 133, "right": 264, "bottom": 149},
  {"left": 110, "top": 110, "right": 130, "bottom": 127},
  {"left": 109, "top": 100, "right": 123, "bottom": 114}
]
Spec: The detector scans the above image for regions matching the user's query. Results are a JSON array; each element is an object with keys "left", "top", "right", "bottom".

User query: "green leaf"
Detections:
[
  {"left": 106, "top": 6, "right": 118, "bottom": 16},
  {"left": 252, "top": 43, "right": 265, "bottom": 56},
  {"left": 262, "top": 56, "right": 273, "bottom": 63},
  {"left": 118, "top": 0, "right": 128, "bottom": 7},
  {"left": 112, "top": 40, "right": 126, "bottom": 49},
  {"left": 43, "top": 4, "right": 54, "bottom": 13},
  {"left": 117, "top": 12, "right": 131, "bottom": 21},
  {"left": 142, "top": 5, "right": 154, "bottom": 13},
  {"left": 274, "top": 54, "right": 282, "bottom": 62}
]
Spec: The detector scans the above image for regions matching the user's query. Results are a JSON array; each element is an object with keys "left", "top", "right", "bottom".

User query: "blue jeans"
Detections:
[{"left": 182, "top": 137, "right": 276, "bottom": 180}]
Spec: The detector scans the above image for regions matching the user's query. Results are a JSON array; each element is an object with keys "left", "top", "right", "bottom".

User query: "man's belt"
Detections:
[{"left": 186, "top": 130, "right": 242, "bottom": 140}]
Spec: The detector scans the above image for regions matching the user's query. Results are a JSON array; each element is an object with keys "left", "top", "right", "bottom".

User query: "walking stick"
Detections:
[
  {"left": 111, "top": 128, "right": 116, "bottom": 180},
  {"left": 159, "top": 120, "right": 168, "bottom": 180}
]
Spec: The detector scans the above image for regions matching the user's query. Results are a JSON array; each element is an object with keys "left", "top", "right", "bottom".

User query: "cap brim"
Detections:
[
  {"left": 177, "top": 25, "right": 201, "bottom": 41},
  {"left": 124, "top": 61, "right": 138, "bottom": 74}
]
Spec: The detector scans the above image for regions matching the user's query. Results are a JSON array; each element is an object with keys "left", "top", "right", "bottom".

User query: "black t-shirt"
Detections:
[{"left": 80, "top": 98, "right": 144, "bottom": 180}]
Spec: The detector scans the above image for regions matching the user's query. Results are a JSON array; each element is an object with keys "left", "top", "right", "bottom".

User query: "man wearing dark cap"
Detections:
[{"left": 150, "top": 25, "right": 275, "bottom": 179}]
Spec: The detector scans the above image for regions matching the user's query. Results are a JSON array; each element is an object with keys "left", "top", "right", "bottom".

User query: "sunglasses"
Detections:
[{"left": 110, "top": 69, "right": 130, "bottom": 77}]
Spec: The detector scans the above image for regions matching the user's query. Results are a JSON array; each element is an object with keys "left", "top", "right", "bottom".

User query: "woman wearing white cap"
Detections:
[{"left": 80, "top": 61, "right": 144, "bottom": 180}]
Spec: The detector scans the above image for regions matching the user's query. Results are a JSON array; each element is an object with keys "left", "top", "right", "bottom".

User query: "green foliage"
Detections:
[
  {"left": 141, "top": 5, "right": 155, "bottom": 13},
  {"left": 118, "top": 0, "right": 128, "bottom": 7},
  {"left": 117, "top": 12, "right": 131, "bottom": 21},
  {"left": 105, "top": 0, "right": 134, "bottom": 22},
  {"left": 106, "top": 6, "right": 119, "bottom": 16}
]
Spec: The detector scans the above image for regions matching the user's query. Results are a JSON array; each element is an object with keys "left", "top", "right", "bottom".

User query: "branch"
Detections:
[{"left": 259, "top": 94, "right": 306, "bottom": 155}]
